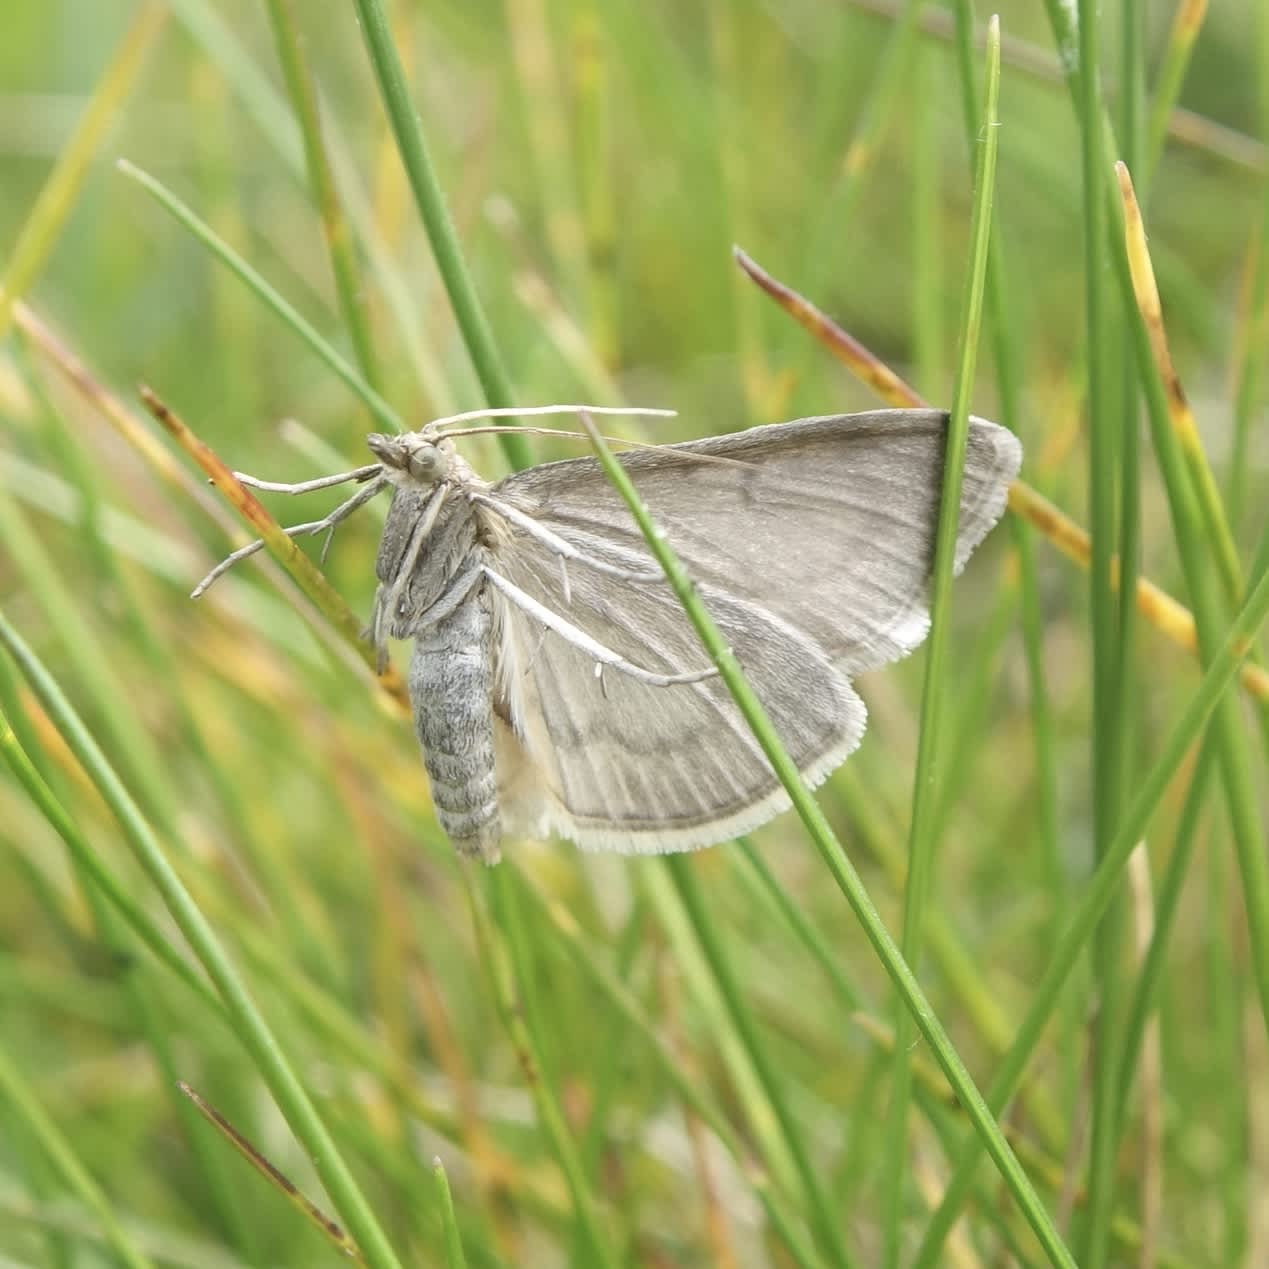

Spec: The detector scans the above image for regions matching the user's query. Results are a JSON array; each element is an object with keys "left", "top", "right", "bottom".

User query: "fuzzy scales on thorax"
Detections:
[{"left": 372, "top": 456, "right": 503, "bottom": 862}]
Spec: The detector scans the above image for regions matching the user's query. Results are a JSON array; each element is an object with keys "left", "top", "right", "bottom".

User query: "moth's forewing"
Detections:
[{"left": 480, "top": 410, "right": 1021, "bottom": 853}]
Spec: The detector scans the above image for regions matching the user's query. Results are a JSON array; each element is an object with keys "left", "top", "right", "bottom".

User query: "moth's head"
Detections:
[{"left": 367, "top": 431, "right": 453, "bottom": 488}]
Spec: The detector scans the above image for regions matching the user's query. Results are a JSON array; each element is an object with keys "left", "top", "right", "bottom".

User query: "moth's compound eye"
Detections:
[{"left": 407, "top": 445, "right": 446, "bottom": 482}]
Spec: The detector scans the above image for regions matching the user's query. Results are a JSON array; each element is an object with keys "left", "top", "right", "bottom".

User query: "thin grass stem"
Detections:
[
  {"left": 118, "top": 161, "right": 403, "bottom": 435},
  {"left": 883, "top": 22, "right": 1001, "bottom": 1265},
  {"left": 0, "top": 2, "right": 166, "bottom": 340},
  {"left": 348, "top": 0, "right": 530, "bottom": 472},
  {"left": 261, "top": 0, "right": 383, "bottom": 396},
  {"left": 0, "top": 1044, "right": 156, "bottom": 1269}
]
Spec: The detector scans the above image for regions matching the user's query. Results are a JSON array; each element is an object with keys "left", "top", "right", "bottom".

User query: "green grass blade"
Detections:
[
  {"left": 1079, "top": 0, "right": 1129, "bottom": 1253},
  {"left": 667, "top": 855, "right": 856, "bottom": 1266},
  {"left": 348, "top": 0, "right": 529, "bottom": 472},
  {"left": 882, "top": 20, "right": 1001, "bottom": 1266},
  {"left": 463, "top": 872, "right": 620, "bottom": 1269},
  {"left": 0, "top": 694, "right": 221, "bottom": 1014},
  {"left": 0, "top": 2, "right": 166, "bottom": 340},
  {"left": 117, "top": 160, "right": 403, "bottom": 435},
  {"left": 261, "top": 0, "right": 383, "bottom": 397},
  {"left": 432, "top": 1158, "right": 469, "bottom": 1269},
  {"left": 1144, "top": 0, "right": 1210, "bottom": 184},
  {"left": 0, "top": 1043, "right": 156, "bottom": 1269}
]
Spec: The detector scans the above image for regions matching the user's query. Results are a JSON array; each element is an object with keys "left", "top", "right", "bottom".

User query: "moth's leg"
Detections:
[
  {"left": 483, "top": 566, "right": 717, "bottom": 687},
  {"left": 192, "top": 475, "right": 389, "bottom": 598},
  {"left": 412, "top": 559, "right": 485, "bottom": 628},
  {"left": 379, "top": 484, "right": 451, "bottom": 628},
  {"left": 472, "top": 494, "right": 665, "bottom": 585},
  {"left": 234, "top": 463, "right": 383, "bottom": 494}
]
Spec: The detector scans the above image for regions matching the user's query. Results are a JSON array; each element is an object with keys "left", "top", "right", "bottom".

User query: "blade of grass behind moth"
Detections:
[
  {"left": 577, "top": 414, "right": 1078, "bottom": 1269},
  {"left": 707, "top": 4, "right": 772, "bottom": 414},
  {"left": 486, "top": 210, "right": 624, "bottom": 408},
  {"left": 1096, "top": 4, "right": 1148, "bottom": 1256},
  {"left": 1105, "top": 165, "right": 1269, "bottom": 1040},
  {"left": 0, "top": 489, "right": 182, "bottom": 837},
  {"left": 945, "top": 0, "right": 1065, "bottom": 967},
  {"left": 0, "top": 1043, "right": 155, "bottom": 1269},
  {"left": 912, "top": 40, "right": 947, "bottom": 397},
  {"left": 1118, "top": 161, "right": 1269, "bottom": 755},
  {"left": 510, "top": 867, "right": 832, "bottom": 1269},
  {"left": 1229, "top": 190, "right": 1269, "bottom": 533},
  {"left": 574, "top": 891, "right": 649, "bottom": 1175},
  {"left": 1229, "top": 8, "right": 1269, "bottom": 530},
  {"left": 786, "top": 0, "right": 924, "bottom": 374},
  {"left": 636, "top": 865, "right": 801, "bottom": 1208},
  {"left": 1208, "top": 842, "right": 1251, "bottom": 1265},
  {"left": 1143, "top": 0, "right": 1210, "bottom": 185},
  {"left": 1076, "top": 1, "right": 1129, "bottom": 1261},
  {"left": 461, "top": 870, "right": 620, "bottom": 1269},
  {"left": 570, "top": 4, "right": 619, "bottom": 371},
  {"left": 349, "top": 0, "right": 530, "bottom": 473},
  {"left": 432, "top": 1158, "right": 470, "bottom": 1269},
  {"left": 733, "top": 246, "right": 1269, "bottom": 704},
  {"left": 0, "top": 2, "right": 166, "bottom": 340},
  {"left": 0, "top": 614, "right": 409, "bottom": 1269},
  {"left": 117, "top": 161, "right": 403, "bottom": 435},
  {"left": 910, "top": 558, "right": 1269, "bottom": 1269},
  {"left": 139, "top": 388, "right": 408, "bottom": 710},
  {"left": 665, "top": 855, "right": 857, "bottom": 1267},
  {"left": 0, "top": 690, "right": 221, "bottom": 1015},
  {"left": 1112, "top": 31, "right": 1154, "bottom": 1249},
  {"left": 1111, "top": 737, "right": 1216, "bottom": 1131},
  {"left": 261, "top": 0, "right": 382, "bottom": 397},
  {"left": 734, "top": 838, "right": 860, "bottom": 1013},
  {"left": 883, "top": 23, "right": 1000, "bottom": 1268},
  {"left": 505, "top": 0, "right": 588, "bottom": 310}
]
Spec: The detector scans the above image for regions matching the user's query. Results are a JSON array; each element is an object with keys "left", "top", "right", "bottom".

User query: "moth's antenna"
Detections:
[
  {"left": 439, "top": 423, "right": 654, "bottom": 448},
  {"left": 426, "top": 403, "right": 676, "bottom": 432},
  {"left": 443, "top": 424, "right": 754, "bottom": 470}
]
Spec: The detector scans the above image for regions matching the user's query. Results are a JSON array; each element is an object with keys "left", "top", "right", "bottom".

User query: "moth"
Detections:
[{"left": 202, "top": 408, "right": 1021, "bottom": 863}]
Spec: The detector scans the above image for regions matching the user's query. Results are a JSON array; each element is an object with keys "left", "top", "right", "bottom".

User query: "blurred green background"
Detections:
[{"left": 1, "top": 2, "right": 1267, "bottom": 1267}]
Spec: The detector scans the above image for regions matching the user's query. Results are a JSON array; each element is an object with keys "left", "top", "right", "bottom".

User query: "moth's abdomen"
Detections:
[{"left": 408, "top": 588, "right": 501, "bottom": 863}]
